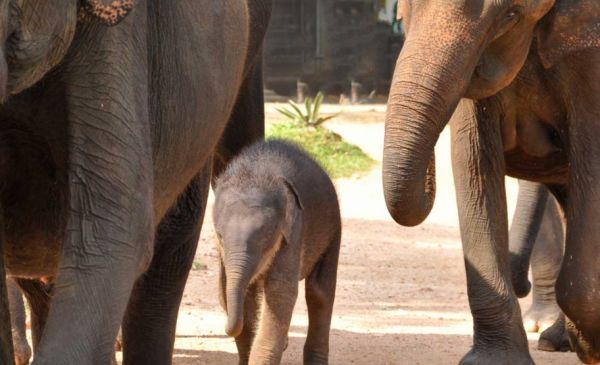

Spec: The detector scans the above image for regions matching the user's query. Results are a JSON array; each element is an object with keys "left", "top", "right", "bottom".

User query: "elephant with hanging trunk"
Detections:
[
  {"left": 0, "top": 0, "right": 271, "bottom": 364},
  {"left": 383, "top": 0, "right": 600, "bottom": 363}
]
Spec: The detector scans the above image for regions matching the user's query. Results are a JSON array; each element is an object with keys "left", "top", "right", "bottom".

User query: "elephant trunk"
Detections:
[
  {"left": 383, "top": 28, "right": 480, "bottom": 226},
  {"left": 223, "top": 253, "right": 255, "bottom": 338},
  {"left": 508, "top": 181, "right": 549, "bottom": 297}
]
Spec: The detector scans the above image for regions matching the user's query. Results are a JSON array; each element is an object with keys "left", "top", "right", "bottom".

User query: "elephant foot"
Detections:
[
  {"left": 460, "top": 347, "right": 533, "bottom": 365},
  {"left": 523, "top": 300, "right": 561, "bottom": 333},
  {"left": 538, "top": 315, "right": 572, "bottom": 352},
  {"left": 303, "top": 350, "right": 328, "bottom": 365}
]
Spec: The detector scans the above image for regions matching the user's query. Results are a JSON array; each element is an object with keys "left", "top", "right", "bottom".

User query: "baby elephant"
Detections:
[{"left": 213, "top": 140, "right": 341, "bottom": 365}]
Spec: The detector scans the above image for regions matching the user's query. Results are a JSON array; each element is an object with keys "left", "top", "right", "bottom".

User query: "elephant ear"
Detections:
[
  {"left": 279, "top": 178, "right": 304, "bottom": 211},
  {"left": 537, "top": 0, "right": 600, "bottom": 68},
  {"left": 79, "top": 0, "right": 135, "bottom": 26},
  {"left": 278, "top": 178, "right": 304, "bottom": 246}
]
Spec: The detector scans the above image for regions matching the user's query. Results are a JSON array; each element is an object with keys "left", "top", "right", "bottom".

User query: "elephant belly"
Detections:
[
  {"left": 150, "top": 0, "right": 250, "bottom": 220},
  {"left": 2, "top": 177, "right": 67, "bottom": 278},
  {"left": 0, "top": 121, "right": 69, "bottom": 278},
  {"left": 503, "top": 57, "right": 569, "bottom": 184},
  {"left": 504, "top": 148, "right": 568, "bottom": 185},
  {"left": 5, "top": 233, "right": 63, "bottom": 279}
]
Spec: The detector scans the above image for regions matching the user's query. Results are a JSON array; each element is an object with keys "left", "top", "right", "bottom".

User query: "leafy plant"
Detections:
[{"left": 276, "top": 92, "right": 337, "bottom": 128}]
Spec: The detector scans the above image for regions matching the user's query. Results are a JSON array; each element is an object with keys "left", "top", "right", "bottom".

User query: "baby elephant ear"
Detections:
[
  {"left": 280, "top": 178, "right": 304, "bottom": 211},
  {"left": 79, "top": 0, "right": 135, "bottom": 26}
]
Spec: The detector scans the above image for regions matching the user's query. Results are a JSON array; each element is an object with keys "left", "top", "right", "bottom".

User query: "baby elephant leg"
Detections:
[
  {"left": 250, "top": 261, "right": 299, "bottom": 365},
  {"left": 235, "top": 284, "right": 261, "bottom": 365},
  {"left": 304, "top": 233, "right": 341, "bottom": 365}
]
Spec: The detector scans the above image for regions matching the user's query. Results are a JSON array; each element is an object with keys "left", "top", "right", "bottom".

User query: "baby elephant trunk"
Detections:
[{"left": 224, "top": 254, "right": 255, "bottom": 338}]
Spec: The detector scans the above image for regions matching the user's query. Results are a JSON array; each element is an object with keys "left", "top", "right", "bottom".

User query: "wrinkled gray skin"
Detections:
[
  {"left": 214, "top": 140, "right": 341, "bottom": 365},
  {"left": 4, "top": 104, "right": 265, "bottom": 365},
  {"left": 0, "top": 1, "right": 272, "bottom": 364},
  {"left": 509, "top": 181, "right": 568, "bottom": 351},
  {"left": 383, "top": 0, "right": 600, "bottom": 363},
  {"left": 7, "top": 276, "right": 123, "bottom": 365}
]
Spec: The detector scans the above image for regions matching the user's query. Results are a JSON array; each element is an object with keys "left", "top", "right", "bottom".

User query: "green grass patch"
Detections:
[{"left": 266, "top": 123, "right": 375, "bottom": 179}]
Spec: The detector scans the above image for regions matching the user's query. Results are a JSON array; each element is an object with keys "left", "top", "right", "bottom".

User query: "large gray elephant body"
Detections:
[
  {"left": 0, "top": 1, "right": 271, "bottom": 364},
  {"left": 383, "top": 0, "right": 600, "bottom": 363}
]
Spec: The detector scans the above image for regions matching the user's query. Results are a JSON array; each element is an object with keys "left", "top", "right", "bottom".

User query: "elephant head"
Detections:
[
  {"left": 0, "top": 0, "right": 136, "bottom": 101},
  {"left": 382, "top": 0, "right": 555, "bottom": 226},
  {"left": 213, "top": 180, "right": 300, "bottom": 337}
]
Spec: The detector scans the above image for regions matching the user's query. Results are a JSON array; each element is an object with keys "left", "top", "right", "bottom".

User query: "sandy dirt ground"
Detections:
[{"left": 136, "top": 104, "right": 579, "bottom": 364}]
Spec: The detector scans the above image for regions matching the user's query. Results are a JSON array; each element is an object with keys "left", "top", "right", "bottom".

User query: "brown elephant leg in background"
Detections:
[
  {"left": 534, "top": 184, "right": 571, "bottom": 352},
  {"left": 303, "top": 231, "right": 341, "bottom": 365},
  {"left": 523, "top": 196, "right": 563, "bottom": 334},
  {"left": 451, "top": 99, "right": 532, "bottom": 364},
  {"left": 234, "top": 284, "right": 261, "bottom": 365},
  {"left": 14, "top": 278, "right": 51, "bottom": 352},
  {"left": 122, "top": 164, "right": 211, "bottom": 365},
  {"left": 7, "top": 278, "right": 31, "bottom": 365}
]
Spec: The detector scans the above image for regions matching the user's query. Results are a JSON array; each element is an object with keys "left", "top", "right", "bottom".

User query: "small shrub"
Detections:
[{"left": 275, "top": 92, "right": 338, "bottom": 128}]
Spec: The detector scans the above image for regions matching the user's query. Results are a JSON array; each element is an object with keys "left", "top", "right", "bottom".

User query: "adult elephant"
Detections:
[
  {"left": 0, "top": 1, "right": 271, "bottom": 364},
  {"left": 383, "top": 0, "right": 599, "bottom": 363}
]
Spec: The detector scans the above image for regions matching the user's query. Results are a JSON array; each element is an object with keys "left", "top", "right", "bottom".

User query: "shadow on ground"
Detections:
[
  {"left": 177, "top": 217, "right": 580, "bottom": 364},
  {"left": 172, "top": 326, "right": 578, "bottom": 365}
]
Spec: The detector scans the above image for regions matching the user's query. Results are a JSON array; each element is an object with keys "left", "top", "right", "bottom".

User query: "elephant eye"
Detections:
[
  {"left": 505, "top": 11, "right": 517, "bottom": 20},
  {"left": 503, "top": 6, "right": 522, "bottom": 23}
]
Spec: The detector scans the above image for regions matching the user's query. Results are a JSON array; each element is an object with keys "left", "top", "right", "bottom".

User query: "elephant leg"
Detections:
[
  {"left": 523, "top": 196, "right": 563, "bottom": 334},
  {"left": 250, "top": 254, "right": 299, "bottom": 364},
  {"left": 13, "top": 279, "right": 51, "bottom": 353},
  {"left": 451, "top": 99, "right": 532, "bottom": 365},
  {"left": 538, "top": 313, "right": 571, "bottom": 352},
  {"left": 509, "top": 181, "right": 549, "bottom": 298},
  {"left": 122, "top": 164, "right": 211, "bottom": 365},
  {"left": 7, "top": 278, "right": 31, "bottom": 365},
  {"left": 212, "top": 55, "right": 265, "bottom": 186},
  {"left": 234, "top": 284, "right": 262, "bottom": 365},
  {"left": 33, "top": 9, "right": 155, "bottom": 363},
  {"left": 303, "top": 232, "right": 341, "bottom": 365},
  {"left": 555, "top": 115, "right": 600, "bottom": 361}
]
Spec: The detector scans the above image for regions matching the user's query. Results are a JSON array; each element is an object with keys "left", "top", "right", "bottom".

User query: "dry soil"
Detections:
[{"left": 139, "top": 104, "right": 579, "bottom": 365}]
